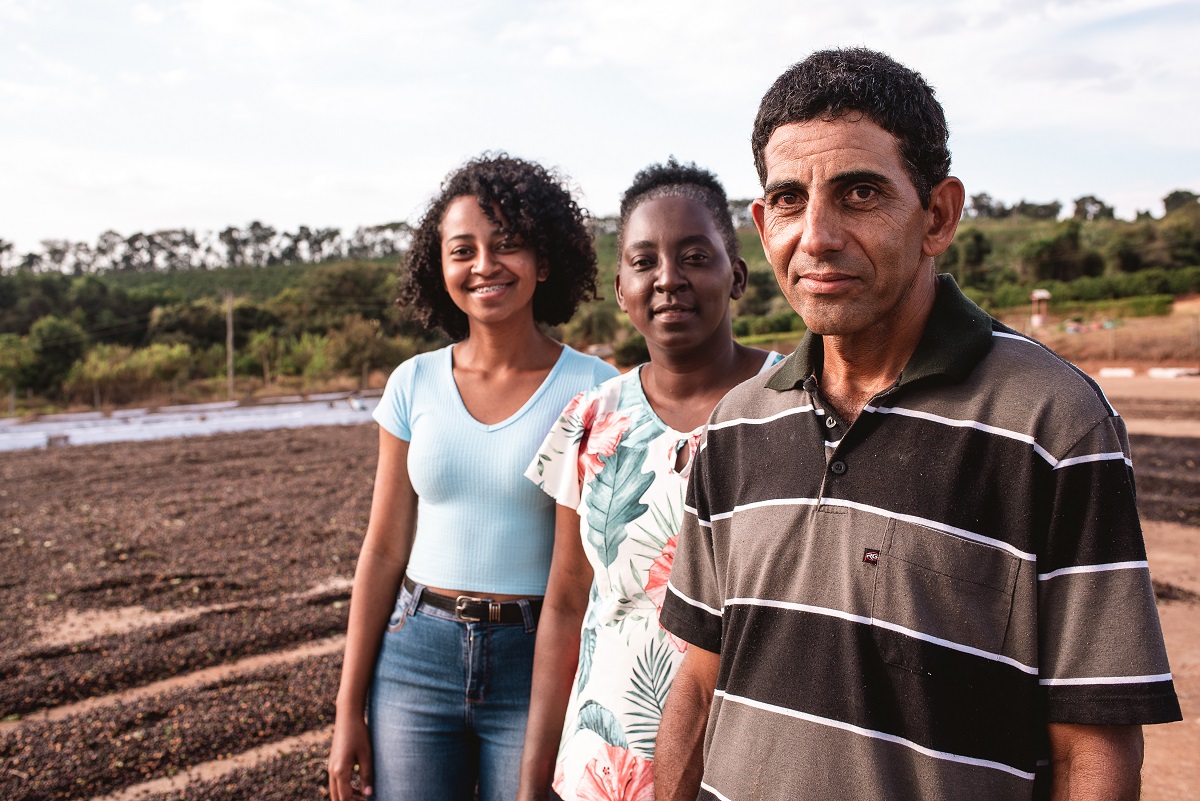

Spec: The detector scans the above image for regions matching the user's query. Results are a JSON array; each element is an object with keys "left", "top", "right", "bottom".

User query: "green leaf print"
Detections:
[
  {"left": 576, "top": 700, "right": 629, "bottom": 748},
  {"left": 585, "top": 445, "right": 654, "bottom": 568},
  {"left": 625, "top": 634, "right": 676, "bottom": 758},
  {"left": 577, "top": 625, "right": 597, "bottom": 691}
]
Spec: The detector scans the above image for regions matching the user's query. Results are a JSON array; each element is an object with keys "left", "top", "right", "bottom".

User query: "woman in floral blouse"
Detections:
[{"left": 517, "top": 160, "right": 783, "bottom": 801}]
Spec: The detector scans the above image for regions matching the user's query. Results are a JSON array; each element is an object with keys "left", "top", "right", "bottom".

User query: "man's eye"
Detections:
[
  {"left": 683, "top": 251, "right": 709, "bottom": 264},
  {"left": 847, "top": 185, "right": 877, "bottom": 203},
  {"left": 774, "top": 192, "right": 801, "bottom": 207}
]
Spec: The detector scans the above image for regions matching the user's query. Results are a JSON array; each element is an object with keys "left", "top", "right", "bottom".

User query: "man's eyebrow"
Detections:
[
  {"left": 832, "top": 170, "right": 893, "bottom": 188},
  {"left": 763, "top": 178, "right": 804, "bottom": 196}
]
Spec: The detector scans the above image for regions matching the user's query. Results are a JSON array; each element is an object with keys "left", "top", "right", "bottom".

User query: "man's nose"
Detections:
[{"left": 800, "top": 196, "right": 846, "bottom": 257}]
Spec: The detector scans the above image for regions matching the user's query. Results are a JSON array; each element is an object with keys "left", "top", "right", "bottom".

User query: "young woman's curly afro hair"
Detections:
[
  {"left": 617, "top": 157, "right": 740, "bottom": 262},
  {"left": 399, "top": 153, "right": 600, "bottom": 341}
]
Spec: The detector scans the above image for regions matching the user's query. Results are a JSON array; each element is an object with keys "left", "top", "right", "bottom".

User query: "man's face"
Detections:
[{"left": 751, "top": 117, "right": 935, "bottom": 342}]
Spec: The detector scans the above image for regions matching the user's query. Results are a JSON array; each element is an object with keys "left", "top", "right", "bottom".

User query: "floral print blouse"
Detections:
[{"left": 525, "top": 355, "right": 780, "bottom": 800}]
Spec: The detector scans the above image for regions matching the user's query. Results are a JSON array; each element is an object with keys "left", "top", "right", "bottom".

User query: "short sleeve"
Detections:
[
  {"left": 659, "top": 428, "right": 724, "bottom": 652},
  {"left": 1037, "top": 415, "right": 1181, "bottom": 724},
  {"left": 372, "top": 356, "right": 417, "bottom": 441},
  {"left": 525, "top": 390, "right": 590, "bottom": 511}
]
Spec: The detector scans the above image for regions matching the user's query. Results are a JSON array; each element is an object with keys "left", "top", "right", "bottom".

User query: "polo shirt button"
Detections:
[
  {"left": 825, "top": 416, "right": 837, "bottom": 428},
  {"left": 830, "top": 460, "right": 847, "bottom": 475}
]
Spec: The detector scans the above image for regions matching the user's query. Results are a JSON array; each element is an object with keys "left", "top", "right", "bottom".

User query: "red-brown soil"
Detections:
[{"left": 0, "top": 409, "right": 1196, "bottom": 799}]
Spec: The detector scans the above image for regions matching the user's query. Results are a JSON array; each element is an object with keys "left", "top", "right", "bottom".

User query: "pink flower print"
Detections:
[
  {"left": 552, "top": 760, "right": 567, "bottom": 797},
  {"left": 577, "top": 405, "right": 632, "bottom": 485},
  {"left": 644, "top": 534, "right": 676, "bottom": 611},
  {"left": 645, "top": 535, "right": 689, "bottom": 653},
  {"left": 576, "top": 744, "right": 655, "bottom": 801}
]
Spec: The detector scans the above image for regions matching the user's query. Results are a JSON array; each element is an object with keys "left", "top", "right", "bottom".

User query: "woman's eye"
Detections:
[
  {"left": 630, "top": 256, "right": 655, "bottom": 270},
  {"left": 683, "top": 251, "right": 709, "bottom": 264},
  {"left": 449, "top": 246, "right": 473, "bottom": 258}
]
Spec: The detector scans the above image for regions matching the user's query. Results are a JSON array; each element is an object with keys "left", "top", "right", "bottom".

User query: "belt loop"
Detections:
[
  {"left": 406, "top": 577, "right": 424, "bottom": 615},
  {"left": 518, "top": 598, "right": 536, "bottom": 633}
]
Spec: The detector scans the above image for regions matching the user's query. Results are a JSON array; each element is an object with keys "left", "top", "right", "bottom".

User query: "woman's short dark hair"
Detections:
[
  {"left": 617, "top": 158, "right": 740, "bottom": 261},
  {"left": 400, "top": 153, "right": 599, "bottom": 341},
  {"left": 751, "top": 47, "right": 951, "bottom": 208}
]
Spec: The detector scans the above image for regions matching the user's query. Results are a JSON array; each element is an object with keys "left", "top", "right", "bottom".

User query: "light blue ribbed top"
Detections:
[{"left": 373, "top": 344, "right": 618, "bottom": 595}]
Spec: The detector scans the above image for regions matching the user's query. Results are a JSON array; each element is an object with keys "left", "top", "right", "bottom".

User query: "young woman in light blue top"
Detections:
[{"left": 329, "top": 154, "right": 618, "bottom": 801}]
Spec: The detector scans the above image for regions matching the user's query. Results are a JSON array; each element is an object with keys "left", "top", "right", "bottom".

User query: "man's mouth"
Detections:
[{"left": 799, "top": 272, "right": 857, "bottom": 293}]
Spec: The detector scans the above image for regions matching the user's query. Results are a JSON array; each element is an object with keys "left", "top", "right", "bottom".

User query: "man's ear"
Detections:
[
  {"left": 923, "top": 177, "right": 965, "bottom": 258},
  {"left": 750, "top": 198, "right": 768, "bottom": 253},
  {"left": 730, "top": 258, "right": 749, "bottom": 301},
  {"left": 614, "top": 270, "right": 627, "bottom": 313}
]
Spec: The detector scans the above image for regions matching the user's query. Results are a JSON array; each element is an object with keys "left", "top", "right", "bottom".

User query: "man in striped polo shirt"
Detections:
[{"left": 656, "top": 48, "right": 1181, "bottom": 801}]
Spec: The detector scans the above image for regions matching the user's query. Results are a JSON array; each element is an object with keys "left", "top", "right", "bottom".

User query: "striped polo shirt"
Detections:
[{"left": 659, "top": 275, "right": 1181, "bottom": 801}]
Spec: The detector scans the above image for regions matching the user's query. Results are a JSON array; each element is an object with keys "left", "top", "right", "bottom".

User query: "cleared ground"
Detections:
[{"left": 1, "top": 402, "right": 1196, "bottom": 799}]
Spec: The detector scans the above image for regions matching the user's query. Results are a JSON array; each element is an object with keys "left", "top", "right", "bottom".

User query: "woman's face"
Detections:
[
  {"left": 616, "top": 194, "right": 747, "bottom": 356},
  {"left": 440, "top": 195, "right": 545, "bottom": 330}
]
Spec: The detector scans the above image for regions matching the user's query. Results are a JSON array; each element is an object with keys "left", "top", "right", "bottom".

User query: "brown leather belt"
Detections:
[{"left": 403, "top": 576, "right": 542, "bottom": 624}]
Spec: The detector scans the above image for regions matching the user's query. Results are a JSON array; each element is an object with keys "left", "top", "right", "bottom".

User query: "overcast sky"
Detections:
[{"left": 2, "top": 0, "right": 1198, "bottom": 254}]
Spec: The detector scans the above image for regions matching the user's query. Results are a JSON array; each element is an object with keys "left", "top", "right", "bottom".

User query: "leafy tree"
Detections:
[
  {"left": 967, "top": 193, "right": 1009, "bottom": 219},
  {"left": 1013, "top": 200, "right": 1063, "bottom": 220},
  {"left": 1163, "top": 190, "right": 1199, "bottom": 215},
  {"left": 0, "top": 333, "right": 34, "bottom": 406},
  {"left": 1021, "top": 220, "right": 1104, "bottom": 282},
  {"left": 1072, "top": 195, "right": 1115, "bottom": 222},
  {"left": 247, "top": 329, "right": 279, "bottom": 383},
  {"left": 326, "top": 315, "right": 413, "bottom": 388},
  {"left": 25, "top": 315, "right": 88, "bottom": 394},
  {"left": 562, "top": 306, "right": 620, "bottom": 347}
]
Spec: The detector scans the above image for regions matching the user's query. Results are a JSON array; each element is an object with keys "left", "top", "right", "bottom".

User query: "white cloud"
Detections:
[{"left": 1, "top": 0, "right": 1196, "bottom": 250}]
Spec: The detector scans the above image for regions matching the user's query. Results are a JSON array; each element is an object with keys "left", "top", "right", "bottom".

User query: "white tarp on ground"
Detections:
[{"left": 0, "top": 394, "right": 379, "bottom": 452}]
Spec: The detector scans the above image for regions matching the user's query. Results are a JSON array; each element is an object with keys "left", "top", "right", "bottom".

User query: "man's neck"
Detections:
[{"left": 817, "top": 274, "right": 937, "bottom": 423}]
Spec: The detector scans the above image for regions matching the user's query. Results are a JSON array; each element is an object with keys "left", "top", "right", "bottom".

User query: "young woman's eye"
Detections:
[
  {"left": 629, "top": 256, "right": 655, "bottom": 270},
  {"left": 449, "top": 246, "right": 473, "bottom": 258}
]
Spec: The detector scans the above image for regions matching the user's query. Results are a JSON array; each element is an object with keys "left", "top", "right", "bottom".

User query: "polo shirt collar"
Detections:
[{"left": 766, "top": 274, "right": 994, "bottom": 392}]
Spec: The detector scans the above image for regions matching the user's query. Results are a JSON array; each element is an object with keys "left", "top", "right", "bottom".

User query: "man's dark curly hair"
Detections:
[
  {"left": 617, "top": 158, "right": 740, "bottom": 261},
  {"left": 399, "top": 153, "right": 599, "bottom": 341},
  {"left": 751, "top": 48, "right": 951, "bottom": 208}
]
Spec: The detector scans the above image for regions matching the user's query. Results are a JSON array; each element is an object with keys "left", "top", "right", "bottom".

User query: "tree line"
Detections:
[
  {"left": 0, "top": 221, "right": 413, "bottom": 275},
  {"left": 1, "top": 190, "right": 1198, "bottom": 413}
]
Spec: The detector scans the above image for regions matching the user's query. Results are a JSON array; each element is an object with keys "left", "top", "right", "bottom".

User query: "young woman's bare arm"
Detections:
[
  {"left": 329, "top": 429, "right": 418, "bottom": 801},
  {"left": 516, "top": 504, "right": 593, "bottom": 801}
]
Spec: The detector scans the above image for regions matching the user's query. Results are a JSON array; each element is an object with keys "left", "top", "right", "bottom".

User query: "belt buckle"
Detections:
[
  {"left": 455, "top": 594, "right": 501, "bottom": 623},
  {"left": 455, "top": 594, "right": 485, "bottom": 622}
]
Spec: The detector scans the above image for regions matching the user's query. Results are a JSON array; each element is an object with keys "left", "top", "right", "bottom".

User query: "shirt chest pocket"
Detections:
[{"left": 870, "top": 518, "right": 1020, "bottom": 677}]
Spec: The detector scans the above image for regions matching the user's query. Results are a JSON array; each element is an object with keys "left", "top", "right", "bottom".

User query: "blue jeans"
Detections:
[{"left": 368, "top": 580, "right": 538, "bottom": 801}]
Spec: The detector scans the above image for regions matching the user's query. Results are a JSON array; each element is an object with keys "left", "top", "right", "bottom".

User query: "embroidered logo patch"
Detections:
[{"left": 863, "top": 549, "right": 880, "bottom": 565}]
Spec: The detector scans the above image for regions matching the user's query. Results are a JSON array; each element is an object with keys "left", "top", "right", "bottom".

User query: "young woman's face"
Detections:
[
  {"left": 440, "top": 195, "right": 546, "bottom": 329},
  {"left": 616, "top": 194, "right": 747, "bottom": 356}
]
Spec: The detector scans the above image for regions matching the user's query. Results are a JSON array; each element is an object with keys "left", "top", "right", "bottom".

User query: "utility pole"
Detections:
[{"left": 225, "top": 290, "right": 235, "bottom": 400}]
